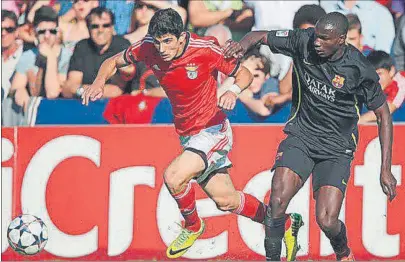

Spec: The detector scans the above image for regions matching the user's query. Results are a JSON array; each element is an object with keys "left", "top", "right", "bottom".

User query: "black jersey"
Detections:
[{"left": 266, "top": 28, "right": 386, "bottom": 156}]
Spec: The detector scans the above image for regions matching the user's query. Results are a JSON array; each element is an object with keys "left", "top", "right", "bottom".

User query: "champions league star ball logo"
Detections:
[
  {"left": 332, "top": 75, "right": 345, "bottom": 88},
  {"left": 185, "top": 63, "right": 198, "bottom": 79}
]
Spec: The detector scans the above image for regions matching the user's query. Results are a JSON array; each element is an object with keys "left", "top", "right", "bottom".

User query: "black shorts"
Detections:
[{"left": 272, "top": 135, "right": 353, "bottom": 194}]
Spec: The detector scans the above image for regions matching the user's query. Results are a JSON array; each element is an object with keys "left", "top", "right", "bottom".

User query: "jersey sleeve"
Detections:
[
  {"left": 358, "top": 68, "right": 387, "bottom": 110},
  {"left": 210, "top": 44, "right": 240, "bottom": 77},
  {"left": 123, "top": 36, "right": 154, "bottom": 64},
  {"left": 266, "top": 28, "right": 312, "bottom": 57}
]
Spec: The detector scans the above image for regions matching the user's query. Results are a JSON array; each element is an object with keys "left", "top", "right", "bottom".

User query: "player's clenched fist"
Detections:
[
  {"left": 218, "top": 90, "right": 237, "bottom": 110},
  {"left": 81, "top": 81, "right": 104, "bottom": 106}
]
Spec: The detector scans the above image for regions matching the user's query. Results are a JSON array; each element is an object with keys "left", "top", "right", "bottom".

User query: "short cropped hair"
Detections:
[
  {"left": 1, "top": 10, "right": 18, "bottom": 26},
  {"left": 85, "top": 7, "right": 115, "bottom": 28},
  {"left": 367, "top": 50, "right": 394, "bottom": 71},
  {"left": 316, "top": 12, "right": 349, "bottom": 36},
  {"left": 33, "top": 6, "right": 58, "bottom": 27},
  {"left": 293, "top": 4, "right": 326, "bottom": 29},
  {"left": 346, "top": 13, "right": 362, "bottom": 34},
  {"left": 242, "top": 48, "right": 271, "bottom": 75},
  {"left": 148, "top": 8, "right": 184, "bottom": 39}
]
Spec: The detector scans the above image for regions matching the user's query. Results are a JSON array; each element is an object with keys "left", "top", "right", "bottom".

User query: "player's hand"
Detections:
[
  {"left": 81, "top": 81, "right": 104, "bottom": 106},
  {"left": 223, "top": 39, "right": 245, "bottom": 59},
  {"left": 262, "top": 92, "right": 280, "bottom": 107},
  {"left": 218, "top": 90, "right": 237, "bottom": 110},
  {"left": 380, "top": 169, "right": 397, "bottom": 202}
]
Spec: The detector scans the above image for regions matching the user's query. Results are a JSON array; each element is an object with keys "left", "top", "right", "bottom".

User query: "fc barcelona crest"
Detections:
[
  {"left": 185, "top": 63, "right": 198, "bottom": 79},
  {"left": 332, "top": 75, "right": 345, "bottom": 88}
]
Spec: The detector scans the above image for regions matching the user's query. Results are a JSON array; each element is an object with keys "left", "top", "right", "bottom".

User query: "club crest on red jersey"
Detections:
[
  {"left": 332, "top": 75, "right": 345, "bottom": 88},
  {"left": 185, "top": 63, "right": 198, "bottom": 79}
]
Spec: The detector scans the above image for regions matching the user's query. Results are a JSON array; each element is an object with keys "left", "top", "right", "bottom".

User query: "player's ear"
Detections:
[
  {"left": 338, "top": 34, "right": 346, "bottom": 45},
  {"left": 389, "top": 66, "right": 396, "bottom": 78},
  {"left": 178, "top": 32, "right": 187, "bottom": 43}
]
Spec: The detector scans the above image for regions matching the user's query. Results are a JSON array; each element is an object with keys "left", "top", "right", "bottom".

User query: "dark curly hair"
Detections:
[{"left": 148, "top": 8, "right": 184, "bottom": 39}]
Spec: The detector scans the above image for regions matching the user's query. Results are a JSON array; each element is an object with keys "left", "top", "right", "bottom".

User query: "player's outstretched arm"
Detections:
[
  {"left": 81, "top": 50, "right": 130, "bottom": 106},
  {"left": 223, "top": 31, "right": 269, "bottom": 58},
  {"left": 374, "top": 101, "right": 397, "bottom": 201},
  {"left": 218, "top": 65, "right": 253, "bottom": 110},
  {"left": 358, "top": 102, "right": 398, "bottom": 123}
]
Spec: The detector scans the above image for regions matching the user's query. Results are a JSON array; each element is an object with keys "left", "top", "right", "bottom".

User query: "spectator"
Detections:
[
  {"left": 105, "top": 0, "right": 186, "bottom": 36},
  {"left": 393, "top": 13, "right": 405, "bottom": 71},
  {"left": 218, "top": 48, "right": 273, "bottom": 117},
  {"left": 204, "top": 24, "right": 232, "bottom": 47},
  {"left": 260, "top": 63, "right": 293, "bottom": 113},
  {"left": 56, "top": 0, "right": 74, "bottom": 19},
  {"left": 2, "top": 1, "right": 20, "bottom": 17},
  {"left": 359, "top": 51, "right": 405, "bottom": 123},
  {"left": 346, "top": 13, "right": 373, "bottom": 56},
  {"left": 293, "top": 4, "right": 327, "bottom": 29},
  {"left": 63, "top": 7, "right": 130, "bottom": 98},
  {"left": 321, "top": 0, "right": 395, "bottom": 53},
  {"left": 17, "top": 1, "right": 65, "bottom": 50},
  {"left": 14, "top": 0, "right": 28, "bottom": 25},
  {"left": 247, "top": 0, "right": 319, "bottom": 31},
  {"left": 392, "top": 0, "right": 404, "bottom": 19},
  {"left": 10, "top": 6, "right": 72, "bottom": 110},
  {"left": 16, "top": 1, "right": 40, "bottom": 50},
  {"left": 143, "top": 0, "right": 187, "bottom": 24},
  {"left": 125, "top": 1, "right": 187, "bottom": 44},
  {"left": 25, "top": 1, "right": 56, "bottom": 25},
  {"left": 187, "top": 0, "right": 254, "bottom": 40},
  {"left": 100, "top": 0, "right": 135, "bottom": 35},
  {"left": 240, "top": 50, "right": 274, "bottom": 117},
  {"left": 204, "top": 24, "right": 233, "bottom": 85},
  {"left": 2, "top": 10, "right": 24, "bottom": 101},
  {"left": 59, "top": 0, "right": 98, "bottom": 50},
  {"left": 125, "top": 1, "right": 158, "bottom": 44}
]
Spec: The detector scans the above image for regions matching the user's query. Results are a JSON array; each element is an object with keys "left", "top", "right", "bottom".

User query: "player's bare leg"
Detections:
[
  {"left": 315, "top": 186, "right": 354, "bottom": 261},
  {"left": 164, "top": 150, "right": 206, "bottom": 258},
  {"left": 265, "top": 167, "right": 304, "bottom": 261},
  {"left": 201, "top": 169, "right": 266, "bottom": 223}
]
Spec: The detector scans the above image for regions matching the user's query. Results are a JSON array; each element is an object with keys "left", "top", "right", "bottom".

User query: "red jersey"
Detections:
[
  {"left": 386, "top": 71, "right": 405, "bottom": 108},
  {"left": 124, "top": 32, "right": 240, "bottom": 136}
]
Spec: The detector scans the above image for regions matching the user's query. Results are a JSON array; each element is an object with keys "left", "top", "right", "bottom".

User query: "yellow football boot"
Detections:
[
  {"left": 166, "top": 219, "right": 205, "bottom": 259},
  {"left": 284, "top": 213, "right": 304, "bottom": 261}
]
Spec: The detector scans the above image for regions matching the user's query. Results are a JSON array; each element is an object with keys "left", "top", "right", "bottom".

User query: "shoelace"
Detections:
[
  {"left": 286, "top": 215, "right": 302, "bottom": 251},
  {"left": 174, "top": 229, "right": 191, "bottom": 248},
  {"left": 291, "top": 216, "right": 302, "bottom": 236}
]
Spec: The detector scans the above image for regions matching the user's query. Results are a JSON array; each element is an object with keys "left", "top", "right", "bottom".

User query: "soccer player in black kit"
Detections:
[{"left": 224, "top": 12, "right": 397, "bottom": 261}]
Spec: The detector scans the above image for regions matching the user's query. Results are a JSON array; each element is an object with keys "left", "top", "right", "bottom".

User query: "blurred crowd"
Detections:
[{"left": 2, "top": 0, "right": 405, "bottom": 125}]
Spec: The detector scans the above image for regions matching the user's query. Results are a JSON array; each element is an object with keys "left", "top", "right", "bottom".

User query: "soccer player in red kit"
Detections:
[{"left": 82, "top": 8, "right": 291, "bottom": 259}]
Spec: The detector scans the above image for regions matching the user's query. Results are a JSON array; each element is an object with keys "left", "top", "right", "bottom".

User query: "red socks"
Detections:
[
  {"left": 171, "top": 185, "right": 267, "bottom": 232},
  {"left": 172, "top": 183, "right": 201, "bottom": 232},
  {"left": 285, "top": 215, "right": 292, "bottom": 231},
  {"left": 232, "top": 192, "right": 267, "bottom": 224}
]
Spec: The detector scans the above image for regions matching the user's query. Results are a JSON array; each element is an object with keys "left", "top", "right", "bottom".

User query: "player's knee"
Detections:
[
  {"left": 269, "top": 195, "right": 289, "bottom": 215},
  {"left": 163, "top": 168, "right": 188, "bottom": 193},
  {"left": 213, "top": 193, "right": 240, "bottom": 212},
  {"left": 316, "top": 211, "right": 338, "bottom": 232}
]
